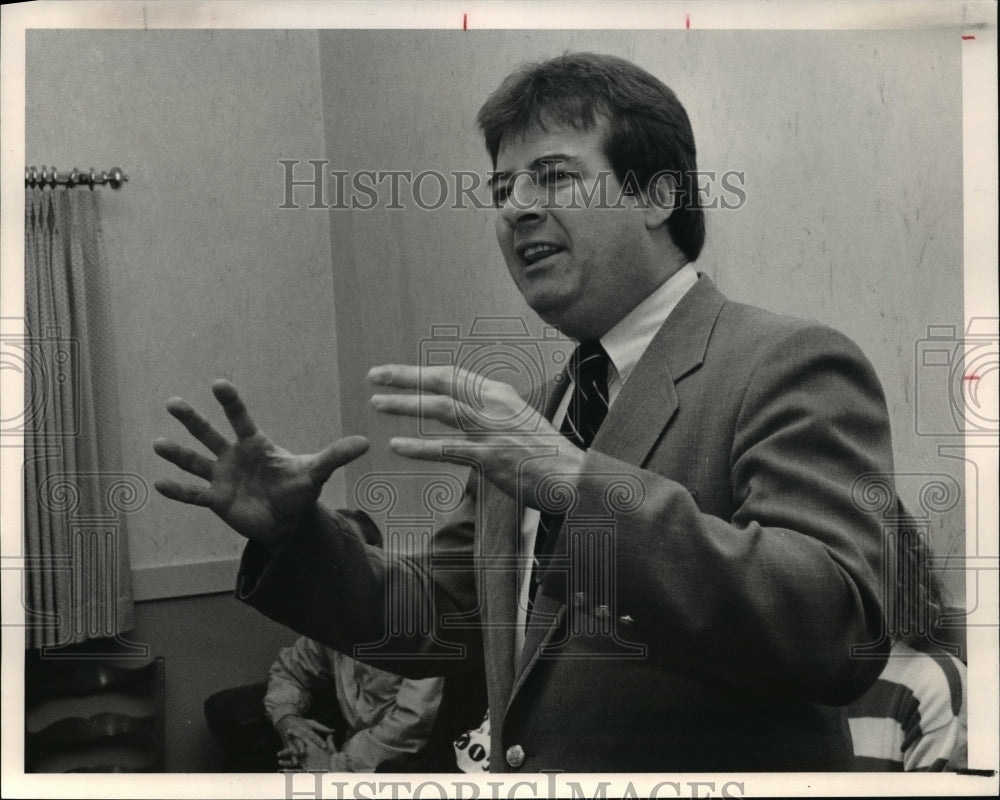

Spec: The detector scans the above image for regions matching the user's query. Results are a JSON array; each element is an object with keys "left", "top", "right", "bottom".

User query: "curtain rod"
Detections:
[{"left": 25, "top": 166, "right": 128, "bottom": 189}]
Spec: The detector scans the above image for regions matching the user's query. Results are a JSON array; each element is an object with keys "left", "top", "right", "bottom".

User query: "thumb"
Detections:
[{"left": 310, "top": 436, "right": 370, "bottom": 484}]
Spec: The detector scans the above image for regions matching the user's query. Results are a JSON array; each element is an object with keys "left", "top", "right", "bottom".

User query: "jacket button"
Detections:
[
  {"left": 505, "top": 744, "right": 526, "bottom": 768},
  {"left": 595, "top": 604, "right": 611, "bottom": 619},
  {"left": 618, "top": 614, "right": 635, "bottom": 627},
  {"left": 573, "top": 592, "right": 587, "bottom": 607}
]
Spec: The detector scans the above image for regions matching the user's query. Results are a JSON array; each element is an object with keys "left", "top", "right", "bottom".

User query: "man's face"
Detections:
[{"left": 492, "top": 118, "right": 665, "bottom": 341}]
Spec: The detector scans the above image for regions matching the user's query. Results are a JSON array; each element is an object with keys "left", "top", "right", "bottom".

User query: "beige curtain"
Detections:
[{"left": 23, "top": 186, "right": 136, "bottom": 649}]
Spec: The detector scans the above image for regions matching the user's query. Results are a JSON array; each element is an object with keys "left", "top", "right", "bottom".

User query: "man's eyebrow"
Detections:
[
  {"left": 532, "top": 153, "right": 586, "bottom": 171},
  {"left": 487, "top": 154, "right": 587, "bottom": 190}
]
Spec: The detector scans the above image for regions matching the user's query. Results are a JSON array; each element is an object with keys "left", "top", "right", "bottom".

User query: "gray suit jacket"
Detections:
[{"left": 238, "top": 274, "right": 894, "bottom": 771}]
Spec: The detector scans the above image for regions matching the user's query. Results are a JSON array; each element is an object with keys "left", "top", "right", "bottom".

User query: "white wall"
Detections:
[{"left": 26, "top": 30, "right": 345, "bottom": 596}]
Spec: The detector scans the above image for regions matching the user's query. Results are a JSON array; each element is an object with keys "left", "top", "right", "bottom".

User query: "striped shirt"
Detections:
[{"left": 847, "top": 640, "right": 967, "bottom": 771}]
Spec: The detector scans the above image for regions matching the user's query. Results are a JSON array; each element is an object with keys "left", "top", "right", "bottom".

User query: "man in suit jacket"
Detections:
[{"left": 155, "top": 53, "right": 894, "bottom": 772}]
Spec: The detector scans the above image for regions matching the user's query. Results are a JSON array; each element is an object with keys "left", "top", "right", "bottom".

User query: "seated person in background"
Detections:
[
  {"left": 847, "top": 512, "right": 968, "bottom": 771},
  {"left": 205, "top": 519, "right": 445, "bottom": 773},
  {"left": 268, "top": 634, "right": 444, "bottom": 773}
]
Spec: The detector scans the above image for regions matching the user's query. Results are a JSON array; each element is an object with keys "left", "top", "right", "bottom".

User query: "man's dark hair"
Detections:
[{"left": 476, "top": 52, "right": 705, "bottom": 263}]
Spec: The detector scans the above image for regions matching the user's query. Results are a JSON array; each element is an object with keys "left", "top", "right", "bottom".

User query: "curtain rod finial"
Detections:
[{"left": 108, "top": 167, "right": 128, "bottom": 189}]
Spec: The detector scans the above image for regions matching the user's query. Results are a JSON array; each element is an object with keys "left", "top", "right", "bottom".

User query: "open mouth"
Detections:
[{"left": 519, "top": 243, "right": 565, "bottom": 266}]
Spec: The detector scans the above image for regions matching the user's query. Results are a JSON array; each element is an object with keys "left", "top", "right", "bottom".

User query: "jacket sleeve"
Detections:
[
  {"left": 330, "top": 675, "right": 444, "bottom": 772},
  {"left": 263, "top": 636, "right": 336, "bottom": 726},
  {"left": 561, "top": 324, "right": 892, "bottom": 705},
  {"left": 237, "top": 479, "right": 483, "bottom": 680}
]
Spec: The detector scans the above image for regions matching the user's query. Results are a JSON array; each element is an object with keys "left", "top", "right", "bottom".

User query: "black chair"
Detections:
[{"left": 203, "top": 681, "right": 282, "bottom": 772}]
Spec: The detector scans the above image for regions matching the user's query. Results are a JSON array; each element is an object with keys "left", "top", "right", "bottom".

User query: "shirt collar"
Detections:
[{"left": 600, "top": 264, "right": 699, "bottom": 387}]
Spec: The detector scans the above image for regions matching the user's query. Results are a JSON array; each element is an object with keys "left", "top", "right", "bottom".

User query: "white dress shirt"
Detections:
[{"left": 515, "top": 264, "right": 699, "bottom": 656}]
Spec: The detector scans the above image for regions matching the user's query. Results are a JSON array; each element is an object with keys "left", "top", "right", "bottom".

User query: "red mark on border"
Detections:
[
  {"left": 964, "top": 374, "right": 981, "bottom": 381},
  {"left": 961, "top": 35, "right": 975, "bottom": 40},
  {"left": 463, "top": 13, "right": 468, "bottom": 31},
  {"left": 685, "top": 13, "right": 691, "bottom": 29}
]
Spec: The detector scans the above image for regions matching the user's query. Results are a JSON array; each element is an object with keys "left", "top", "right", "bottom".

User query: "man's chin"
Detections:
[
  {"left": 525, "top": 297, "right": 596, "bottom": 339},
  {"left": 525, "top": 294, "right": 570, "bottom": 325}
]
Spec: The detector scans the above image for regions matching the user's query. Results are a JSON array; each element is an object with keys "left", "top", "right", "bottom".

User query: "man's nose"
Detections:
[{"left": 499, "top": 174, "right": 547, "bottom": 227}]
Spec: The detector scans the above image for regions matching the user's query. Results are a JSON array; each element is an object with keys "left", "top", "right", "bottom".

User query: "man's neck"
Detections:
[{"left": 577, "top": 258, "right": 690, "bottom": 341}]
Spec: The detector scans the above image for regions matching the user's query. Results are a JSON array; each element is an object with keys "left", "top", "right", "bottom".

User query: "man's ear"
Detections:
[{"left": 643, "top": 171, "right": 679, "bottom": 230}]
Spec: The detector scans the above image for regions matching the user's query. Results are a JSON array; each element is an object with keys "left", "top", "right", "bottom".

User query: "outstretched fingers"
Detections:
[
  {"left": 165, "top": 397, "right": 229, "bottom": 455},
  {"left": 153, "top": 478, "right": 214, "bottom": 508},
  {"left": 370, "top": 392, "right": 462, "bottom": 427},
  {"left": 153, "top": 438, "right": 214, "bottom": 480},
  {"left": 369, "top": 364, "right": 473, "bottom": 397},
  {"left": 212, "top": 379, "right": 259, "bottom": 440},
  {"left": 388, "top": 437, "right": 467, "bottom": 463},
  {"left": 310, "top": 435, "right": 370, "bottom": 484}
]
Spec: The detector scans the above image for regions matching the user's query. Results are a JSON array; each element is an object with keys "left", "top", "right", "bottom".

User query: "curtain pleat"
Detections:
[{"left": 23, "top": 186, "right": 135, "bottom": 649}]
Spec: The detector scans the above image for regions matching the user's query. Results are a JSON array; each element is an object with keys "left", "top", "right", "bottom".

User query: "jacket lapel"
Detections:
[
  {"left": 590, "top": 274, "right": 725, "bottom": 465},
  {"left": 501, "top": 274, "right": 727, "bottom": 708},
  {"left": 478, "top": 483, "right": 520, "bottom": 725},
  {"left": 507, "top": 594, "right": 566, "bottom": 717},
  {"left": 478, "top": 372, "right": 574, "bottom": 723}
]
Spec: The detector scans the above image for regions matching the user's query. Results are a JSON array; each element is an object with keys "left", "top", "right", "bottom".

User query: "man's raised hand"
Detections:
[
  {"left": 368, "top": 364, "right": 585, "bottom": 508},
  {"left": 153, "top": 380, "right": 369, "bottom": 547}
]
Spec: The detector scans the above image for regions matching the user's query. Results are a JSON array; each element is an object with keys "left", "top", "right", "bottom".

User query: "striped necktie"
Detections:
[{"left": 529, "top": 339, "right": 611, "bottom": 605}]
